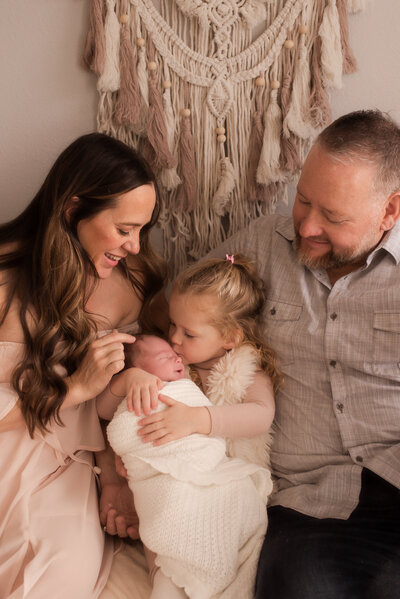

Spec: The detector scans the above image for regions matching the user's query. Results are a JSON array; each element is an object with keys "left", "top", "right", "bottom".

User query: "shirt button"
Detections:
[
  {"left": 355, "top": 456, "right": 363, "bottom": 463},
  {"left": 336, "top": 403, "right": 344, "bottom": 413},
  {"left": 93, "top": 466, "right": 102, "bottom": 474},
  {"left": 330, "top": 312, "right": 338, "bottom": 320},
  {"left": 330, "top": 360, "right": 337, "bottom": 368}
]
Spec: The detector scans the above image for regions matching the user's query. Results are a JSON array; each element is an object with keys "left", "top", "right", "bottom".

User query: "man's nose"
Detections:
[{"left": 299, "top": 211, "right": 324, "bottom": 238}]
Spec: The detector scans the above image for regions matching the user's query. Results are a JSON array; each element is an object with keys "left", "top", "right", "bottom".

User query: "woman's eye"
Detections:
[{"left": 118, "top": 229, "right": 130, "bottom": 236}]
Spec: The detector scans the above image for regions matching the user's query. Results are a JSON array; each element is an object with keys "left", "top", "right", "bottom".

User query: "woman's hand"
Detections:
[
  {"left": 137, "top": 395, "right": 211, "bottom": 445},
  {"left": 67, "top": 330, "right": 135, "bottom": 405},
  {"left": 114, "top": 367, "right": 164, "bottom": 416},
  {"left": 99, "top": 479, "right": 139, "bottom": 539}
]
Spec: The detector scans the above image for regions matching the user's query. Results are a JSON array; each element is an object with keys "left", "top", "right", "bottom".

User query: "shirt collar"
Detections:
[{"left": 275, "top": 214, "right": 296, "bottom": 241}]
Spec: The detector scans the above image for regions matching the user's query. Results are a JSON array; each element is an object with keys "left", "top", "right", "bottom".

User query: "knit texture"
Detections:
[{"left": 107, "top": 378, "right": 270, "bottom": 598}]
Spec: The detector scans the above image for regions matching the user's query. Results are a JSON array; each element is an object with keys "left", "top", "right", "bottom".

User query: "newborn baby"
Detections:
[{"left": 107, "top": 335, "right": 271, "bottom": 599}]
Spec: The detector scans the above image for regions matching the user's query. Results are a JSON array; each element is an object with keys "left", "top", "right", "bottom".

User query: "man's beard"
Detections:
[{"left": 294, "top": 231, "right": 376, "bottom": 270}]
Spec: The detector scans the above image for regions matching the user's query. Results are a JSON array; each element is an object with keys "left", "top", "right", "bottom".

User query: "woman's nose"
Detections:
[{"left": 122, "top": 233, "right": 140, "bottom": 255}]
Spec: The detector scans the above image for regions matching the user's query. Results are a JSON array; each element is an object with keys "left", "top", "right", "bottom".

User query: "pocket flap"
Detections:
[{"left": 373, "top": 312, "right": 400, "bottom": 333}]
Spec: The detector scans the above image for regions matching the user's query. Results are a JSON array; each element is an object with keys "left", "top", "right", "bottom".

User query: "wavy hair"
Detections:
[
  {"left": 172, "top": 254, "right": 283, "bottom": 391},
  {"left": 0, "top": 133, "right": 167, "bottom": 436}
]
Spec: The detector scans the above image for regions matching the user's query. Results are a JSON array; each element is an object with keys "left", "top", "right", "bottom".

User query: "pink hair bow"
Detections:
[{"left": 225, "top": 254, "right": 234, "bottom": 264}]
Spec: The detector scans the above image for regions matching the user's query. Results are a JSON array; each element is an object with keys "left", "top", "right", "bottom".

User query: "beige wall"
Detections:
[{"left": 1, "top": 0, "right": 399, "bottom": 222}]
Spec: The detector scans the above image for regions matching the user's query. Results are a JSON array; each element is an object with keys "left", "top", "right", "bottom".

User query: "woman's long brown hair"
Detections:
[{"left": 0, "top": 133, "right": 167, "bottom": 436}]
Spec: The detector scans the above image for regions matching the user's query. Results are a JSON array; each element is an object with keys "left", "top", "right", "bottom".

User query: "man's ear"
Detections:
[
  {"left": 381, "top": 191, "right": 400, "bottom": 232},
  {"left": 64, "top": 196, "right": 80, "bottom": 223}
]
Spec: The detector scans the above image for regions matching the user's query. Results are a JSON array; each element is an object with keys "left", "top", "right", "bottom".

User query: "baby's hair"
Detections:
[
  {"left": 172, "top": 254, "right": 283, "bottom": 391},
  {"left": 124, "top": 333, "right": 164, "bottom": 369}
]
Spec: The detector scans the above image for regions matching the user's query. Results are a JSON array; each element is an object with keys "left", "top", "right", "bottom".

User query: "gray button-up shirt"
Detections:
[{"left": 211, "top": 214, "right": 400, "bottom": 519}]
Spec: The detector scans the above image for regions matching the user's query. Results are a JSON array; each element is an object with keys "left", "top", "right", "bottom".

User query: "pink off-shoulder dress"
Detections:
[{"left": 0, "top": 341, "right": 114, "bottom": 599}]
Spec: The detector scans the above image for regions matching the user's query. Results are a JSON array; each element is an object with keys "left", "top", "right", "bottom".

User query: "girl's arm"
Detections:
[
  {"left": 137, "top": 370, "right": 275, "bottom": 445},
  {"left": 206, "top": 370, "right": 275, "bottom": 438}
]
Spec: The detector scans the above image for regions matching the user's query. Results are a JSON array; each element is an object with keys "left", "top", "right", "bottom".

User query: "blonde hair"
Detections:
[{"left": 172, "top": 254, "right": 283, "bottom": 391}]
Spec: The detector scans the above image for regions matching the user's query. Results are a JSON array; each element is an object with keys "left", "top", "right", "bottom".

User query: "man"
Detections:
[{"left": 212, "top": 110, "right": 400, "bottom": 598}]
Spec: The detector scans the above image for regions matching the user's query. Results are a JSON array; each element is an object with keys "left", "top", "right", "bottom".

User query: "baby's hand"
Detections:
[{"left": 122, "top": 367, "right": 164, "bottom": 416}]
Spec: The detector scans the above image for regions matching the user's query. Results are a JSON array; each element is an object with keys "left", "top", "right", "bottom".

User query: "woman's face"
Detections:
[{"left": 76, "top": 184, "right": 156, "bottom": 278}]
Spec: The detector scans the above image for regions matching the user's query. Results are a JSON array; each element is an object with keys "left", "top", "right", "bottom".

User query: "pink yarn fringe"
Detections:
[
  {"left": 83, "top": 0, "right": 106, "bottom": 76},
  {"left": 114, "top": 23, "right": 141, "bottom": 127},
  {"left": 336, "top": 0, "right": 358, "bottom": 74}
]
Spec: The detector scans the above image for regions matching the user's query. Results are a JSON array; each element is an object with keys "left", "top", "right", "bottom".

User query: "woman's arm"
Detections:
[{"left": 0, "top": 331, "right": 135, "bottom": 433}]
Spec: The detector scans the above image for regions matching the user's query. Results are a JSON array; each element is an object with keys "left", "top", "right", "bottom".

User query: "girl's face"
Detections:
[
  {"left": 169, "top": 292, "right": 233, "bottom": 368},
  {"left": 76, "top": 184, "right": 156, "bottom": 279}
]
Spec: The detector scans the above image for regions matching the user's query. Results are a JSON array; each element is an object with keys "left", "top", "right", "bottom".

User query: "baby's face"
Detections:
[{"left": 134, "top": 336, "right": 185, "bottom": 381}]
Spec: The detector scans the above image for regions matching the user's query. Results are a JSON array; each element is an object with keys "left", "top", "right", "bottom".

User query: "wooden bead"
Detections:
[
  {"left": 181, "top": 108, "right": 191, "bottom": 117},
  {"left": 216, "top": 127, "right": 225, "bottom": 135},
  {"left": 255, "top": 77, "right": 265, "bottom": 87},
  {"left": 271, "top": 80, "right": 281, "bottom": 90},
  {"left": 284, "top": 39, "right": 294, "bottom": 49},
  {"left": 162, "top": 80, "right": 172, "bottom": 89},
  {"left": 217, "top": 135, "right": 226, "bottom": 143},
  {"left": 298, "top": 25, "right": 308, "bottom": 34},
  {"left": 119, "top": 14, "right": 129, "bottom": 24},
  {"left": 147, "top": 61, "right": 157, "bottom": 71},
  {"left": 136, "top": 37, "right": 145, "bottom": 47}
]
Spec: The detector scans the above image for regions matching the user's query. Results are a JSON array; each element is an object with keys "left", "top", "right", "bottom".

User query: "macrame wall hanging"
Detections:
[{"left": 83, "top": 0, "right": 370, "bottom": 274}]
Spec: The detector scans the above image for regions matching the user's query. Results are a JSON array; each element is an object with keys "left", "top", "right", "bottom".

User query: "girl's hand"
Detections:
[
  {"left": 137, "top": 395, "right": 211, "bottom": 445},
  {"left": 120, "top": 368, "right": 164, "bottom": 416},
  {"left": 68, "top": 330, "right": 135, "bottom": 404}
]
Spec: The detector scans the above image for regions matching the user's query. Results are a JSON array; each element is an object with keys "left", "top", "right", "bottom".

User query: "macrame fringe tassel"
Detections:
[
  {"left": 319, "top": 0, "right": 343, "bottom": 89},
  {"left": 257, "top": 87, "right": 282, "bottom": 185},
  {"left": 309, "top": 34, "right": 332, "bottom": 129},
  {"left": 146, "top": 37, "right": 176, "bottom": 169},
  {"left": 97, "top": 0, "right": 120, "bottom": 93},
  {"left": 159, "top": 65, "right": 181, "bottom": 190},
  {"left": 213, "top": 155, "right": 236, "bottom": 216},
  {"left": 336, "top": 0, "right": 358, "bottom": 74},
  {"left": 83, "top": 0, "right": 105, "bottom": 76},
  {"left": 346, "top": 0, "right": 370, "bottom": 13},
  {"left": 284, "top": 34, "right": 313, "bottom": 140},
  {"left": 176, "top": 104, "right": 197, "bottom": 212},
  {"left": 280, "top": 45, "right": 301, "bottom": 175},
  {"left": 114, "top": 20, "right": 141, "bottom": 126},
  {"left": 248, "top": 83, "right": 267, "bottom": 202}
]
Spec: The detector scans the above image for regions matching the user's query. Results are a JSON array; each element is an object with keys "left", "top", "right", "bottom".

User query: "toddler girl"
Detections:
[{"left": 139, "top": 253, "right": 281, "bottom": 469}]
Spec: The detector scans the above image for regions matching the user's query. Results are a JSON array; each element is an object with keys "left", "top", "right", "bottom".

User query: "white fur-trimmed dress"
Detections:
[{"left": 107, "top": 346, "right": 272, "bottom": 599}]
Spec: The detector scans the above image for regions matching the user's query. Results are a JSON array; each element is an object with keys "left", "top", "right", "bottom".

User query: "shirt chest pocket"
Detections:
[
  {"left": 262, "top": 299, "right": 302, "bottom": 366},
  {"left": 373, "top": 312, "right": 400, "bottom": 366}
]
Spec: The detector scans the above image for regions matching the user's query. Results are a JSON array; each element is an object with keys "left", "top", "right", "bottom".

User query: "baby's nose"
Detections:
[{"left": 176, "top": 355, "right": 183, "bottom": 363}]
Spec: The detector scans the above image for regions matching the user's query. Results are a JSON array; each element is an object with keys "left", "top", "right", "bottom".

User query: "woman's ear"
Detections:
[{"left": 64, "top": 196, "right": 80, "bottom": 223}]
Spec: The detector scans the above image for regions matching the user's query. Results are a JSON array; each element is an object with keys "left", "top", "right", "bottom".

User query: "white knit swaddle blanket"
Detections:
[{"left": 107, "top": 378, "right": 270, "bottom": 598}]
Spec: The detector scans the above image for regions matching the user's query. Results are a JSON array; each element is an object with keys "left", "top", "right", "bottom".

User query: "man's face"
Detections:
[{"left": 292, "top": 144, "right": 388, "bottom": 271}]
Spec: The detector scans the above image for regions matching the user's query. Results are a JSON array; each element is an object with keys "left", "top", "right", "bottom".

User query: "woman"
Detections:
[{"left": 0, "top": 133, "right": 167, "bottom": 598}]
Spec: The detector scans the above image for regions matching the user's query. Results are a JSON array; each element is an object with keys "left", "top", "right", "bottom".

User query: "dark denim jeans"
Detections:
[{"left": 255, "top": 469, "right": 400, "bottom": 599}]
